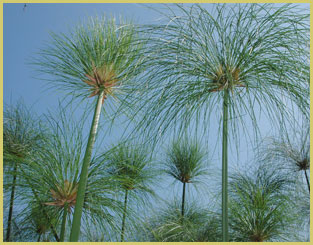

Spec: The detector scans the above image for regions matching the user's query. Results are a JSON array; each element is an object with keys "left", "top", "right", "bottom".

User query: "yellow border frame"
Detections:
[{"left": 0, "top": 1, "right": 311, "bottom": 245}]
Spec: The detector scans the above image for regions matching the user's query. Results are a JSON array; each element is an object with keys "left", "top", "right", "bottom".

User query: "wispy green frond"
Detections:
[
  {"left": 3, "top": 100, "right": 46, "bottom": 164},
  {"left": 104, "top": 141, "right": 156, "bottom": 194},
  {"left": 260, "top": 123, "right": 310, "bottom": 174},
  {"left": 19, "top": 107, "right": 123, "bottom": 241},
  {"left": 145, "top": 201, "right": 221, "bottom": 242},
  {"left": 134, "top": 3, "right": 309, "bottom": 144},
  {"left": 229, "top": 164, "right": 296, "bottom": 242},
  {"left": 164, "top": 137, "right": 208, "bottom": 184},
  {"left": 33, "top": 15, "right": 144, "bottom": 120},
  {"left": 98, "top": 140, "right": 157, "bottom": 241}
]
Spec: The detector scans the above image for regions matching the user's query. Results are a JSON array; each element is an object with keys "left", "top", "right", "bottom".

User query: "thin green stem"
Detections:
[
  {"left": 60, "top": 203, "right": 68, "bottom": 242},
  {"left": 304, "top": 170, "right": 310, "bottom": 193},
  {"left": 37, "top": 234, "right": 41, "bottom": 242},
  {"left": 222, "top": 89, "right": 229, "bottom": 242},
  {"left": 70, "top": 90, "right": 105, "bottom": 242},
  {"left": 181, "top": 182, "right": 186, "bottom": 217},
  {"left": 5, "top": 162, "right": 18, "bottom": 242},
  {"left": 121, "top": 189, "right": 129, "bottom": 242}
]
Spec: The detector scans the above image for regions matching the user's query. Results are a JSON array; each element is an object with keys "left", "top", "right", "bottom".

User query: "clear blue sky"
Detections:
[
  {"left": 4, "top": 2, "right": 310, "bottom": 218},
  {"left": 4, "top": 3, "right": 165, "bottom": 112}
]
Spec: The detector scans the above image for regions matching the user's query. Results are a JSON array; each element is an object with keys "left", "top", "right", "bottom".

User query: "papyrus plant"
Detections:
[
  {"left": 33, "top": 16, "right": 144, "bottom": 241},
  {"left": 136, "top": 4, "right": 309, "bottom": 241}
]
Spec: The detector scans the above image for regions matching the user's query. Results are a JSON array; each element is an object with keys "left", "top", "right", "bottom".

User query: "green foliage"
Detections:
[
  {"left": 3, "top": 101, "right": 47, "bottom": 241},
  {"left": 164, "top": 138, "right": 208, "bottom": 184},
  {"left": 164, "top": 137, "right": 208, "bottom": 217},
  {"left": 135, "top": 3, "right": 309, "bottom": 144},
  {"left": 33, "top": 15, "right": 145, "bottom": 241},
  {"left": 34, "top": 15, "right": 144, "bottom": 117},
  {"left": 104, "top": 141, "right": 156, "bottom": 241},
  {"left": 34, "top": 17, "right": 142, "bottom": 98},
  {"left": 259, "top": 123, "right": 310, "bottom": 232},
  {"left": 106, "top": 142, "right": 155, "bottom": 193},
  {"left": 134, "top": 4, "right": 309, "bottom": 241},
  {"left": 229, "top": 165, "right": 295, "bottom": 242},
  {"left": 5, "top": 4, "right": 309, "bottom": 242},
  {"left": 3, "top": 101, "right": 45, "bottom": 164},
  {"left": 260, "top": 123, "right": 310, "bottom": 180},
  {"left": 16, "top": 201, "right": 59, "bottom": 242},
  {"left": 19, "top": 108, "right": 123, "bottom": 241},
  {"left": 145, "top": 202, "right": 221, "bottom": 242}
]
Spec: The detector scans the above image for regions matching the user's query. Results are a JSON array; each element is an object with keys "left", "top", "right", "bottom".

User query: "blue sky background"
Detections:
[
  {"left": 4, "top": 3, "right": 162, "bottom": 110},
  {"left": 4, "top": 3, "right": 310, "bottom": 241}
]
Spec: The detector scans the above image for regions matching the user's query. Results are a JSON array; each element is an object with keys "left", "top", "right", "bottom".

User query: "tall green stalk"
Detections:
[
  {"left": 181, "top": 182, "right": 186, "bottom": 217},
  {"left": 37, "top": 234, "right": 41, "bottom": 242},
  {"left": 60, "top": 203, "right": 68, "bottom": 242},
  {"left": 304, "top": 170, "right": 310, "bottom": 193},
  {"left": 222, "top": 89, "right": 229, "bottom": 242},
  {"left": 70, "top": 90, "right": 104, "bottom": 242},
  {"left": 121, "top": 189, "right": 129, "bottom": 242},
  {"left": 34, "top": 16, "right": 144, "bottom": 241},
  {"left": 5, "top": 162, "right": 18, "bottom": 242}
]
